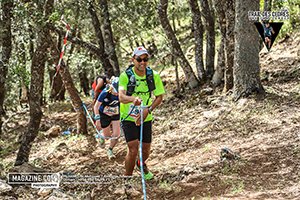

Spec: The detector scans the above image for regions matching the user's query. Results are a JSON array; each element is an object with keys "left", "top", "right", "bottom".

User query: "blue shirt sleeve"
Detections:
[{"left": 97, "top": 89, "right": 108, "bottom": 103}]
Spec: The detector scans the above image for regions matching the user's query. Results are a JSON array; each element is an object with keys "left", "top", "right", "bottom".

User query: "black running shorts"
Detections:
[
  {"left": 265, "top": 35, "right": 272, "bottom": 40},
  {"left": 121, "top": 121, "right": 152, "bottom": 143},
  {"left": 100, "top": 113, "right": 120, "bottom": 128}
]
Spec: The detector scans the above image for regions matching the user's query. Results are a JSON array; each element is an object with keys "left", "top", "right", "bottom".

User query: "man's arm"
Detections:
[
  {"left": 135, "top": 94, "right": 163, "bottom": 126},
  {"left": 94, "top": 100, "right": 102, "bottom": 130},
  {"left": 94, "top": 101, "right": 101, "bottom": 115},
  {"left": 271, "top": 27, "right": 275, "bottom": 34},
  {"left": 119, "top": 89, "right": 141, "bottom": 105},
  {"left": 94, "top": 90, "right": 106, "bottom": 115},
  {"left": 149, "top": 95, "right": 163, "bottom": 112},
  {"left": 150, "top": 71, "right": 165, "bottom": 111}
]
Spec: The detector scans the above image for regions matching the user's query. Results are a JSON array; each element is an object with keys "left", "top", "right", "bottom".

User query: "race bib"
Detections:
[
  {"left": 103, "top": 106, "right": 119, "bottom": 116},
  {"left": 129, "top": 104, "right": 140, "bottom": 118}
]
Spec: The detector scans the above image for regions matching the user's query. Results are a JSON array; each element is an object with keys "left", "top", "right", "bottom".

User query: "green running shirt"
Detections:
[{"left": 119, "top": 67, "right": 165, "bottom": 122}]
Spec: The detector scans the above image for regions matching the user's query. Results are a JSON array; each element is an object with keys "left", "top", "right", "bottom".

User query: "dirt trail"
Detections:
[{"left": 1, "top": 33, "right": 300, "bottom": 199}]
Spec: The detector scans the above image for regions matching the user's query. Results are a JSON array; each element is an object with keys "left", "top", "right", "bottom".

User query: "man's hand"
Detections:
[
  {"left": 135, "top": 107, "right": 149, "bottom": 126},
  {"left": 119, "top": 89, "right": 140, "bottom": 104},
  {"left": 133, "top": 97, "right": 142, "bottom": 106}
]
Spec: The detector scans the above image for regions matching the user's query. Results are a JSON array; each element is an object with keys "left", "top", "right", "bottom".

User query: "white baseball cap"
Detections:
[{"left": 132, "top": 46, "right": 149, "bottom": 57}]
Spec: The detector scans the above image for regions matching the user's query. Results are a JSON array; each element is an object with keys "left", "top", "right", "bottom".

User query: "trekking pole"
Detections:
[
  {"left": 139, "top": 101, "right": 147, "bottom": 200},
  {"left": 82, "top": 103, "right": 119, "bottom": 140},
  {"left": 82, "top": 103, "right": 101, "bottom": 133}
]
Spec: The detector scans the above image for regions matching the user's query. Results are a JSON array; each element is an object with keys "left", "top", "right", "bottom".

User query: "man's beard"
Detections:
[{"left": 136, "top": 64, "right": 146, "bottom": 72}]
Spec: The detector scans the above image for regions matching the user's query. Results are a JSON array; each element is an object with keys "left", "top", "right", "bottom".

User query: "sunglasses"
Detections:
[{"left": 135, "top": 57, "right": 149, "bottom": 63}]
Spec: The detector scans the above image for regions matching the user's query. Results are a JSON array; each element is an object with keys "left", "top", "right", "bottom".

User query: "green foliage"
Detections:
[
  {"left": 49, "top": 11, "right": 60, "bottom": 22},
  {"left": 4, "top": 1, "right": 33, "bottom": 108},
  {"left": 158, "top": 180, "right": 173, "bottom": 191},
  {"left": 4, "top": 0, "right": 299, "bottom": 110},
  {"left": 260, "top": 0, "right": 299, "bottom": 39},
  {"left": 231, "top": 180, "right": 244, "bottom": 194},
  {"left": 5, "top": 0, "right": 196, "bottom": 109},
  {"left": 286, "top": 0, "right": 300, "bottom": 28},
  {"left": 277, "top": 0, "right": 300, "bottom": 38},
  {"left": 273, "top": 0, "right": 286, "bottom": 10},
  {"left": 272, "top": 0, "right": 300, "bottom": 38},
  {"left": 260, "top": 0, "right": 264, "bottom": 9}
]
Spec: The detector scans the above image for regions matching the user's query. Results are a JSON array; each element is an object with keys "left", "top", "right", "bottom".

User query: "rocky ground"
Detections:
[{"left": 0, "top": 32, "right": 300, "bottom": 200}]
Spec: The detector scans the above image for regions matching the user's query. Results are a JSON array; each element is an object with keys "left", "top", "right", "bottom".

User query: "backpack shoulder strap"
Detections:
[
  {"left": 146, "top": 67, "right": 156, "bottom": 92},
  {"left": 125, "top": 64, "right": 134, "bottom": 76},
  {"left": 95, "top": 76, "right": 100, "bottom": 85},
  {"left": 126, "top": 65, "right": 135, "bottom": 96},
  {"left": 102, "top": 76, "right": 107, "bottom": 84}
]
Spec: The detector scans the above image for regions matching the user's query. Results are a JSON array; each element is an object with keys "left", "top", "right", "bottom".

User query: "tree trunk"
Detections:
[
  {"left": 171, "top": 3, "right": 176, "bottom": 66},
  {"left": 158, "top": 0, "right": 199, "bottom": 89},
  {"left": 59, "top": 60, "right": 88, "bottom": 133},
  {"left": 140, "top": 36, "right": 146, "bottom": 49},
  {"left": 212, "top": 0, "right": 226, "bottom": 87},
  {"left": 48, "top": 35, "right": 65, "bottom": 101},
  {"left": 148, "top": 39, "right": 158, "bottom": 58},
  {"left": 19, "top": 82, "right": 29, "bottom": 108},
  {"left": 175, "top": 61, "right": 180, "bottom": 93},
  {"left": 223, "top": 0, "right": 235, "bottom": 92},
  {"left": 99, "top": 0, "right": 120, "bottom": 76},
  {"left": 16, "top": 42, "right": 30, "bottom": 106},
  {"left": 189, "top": 0, "right": 206, "bottom": 83},
  {"left": 212, "top": 39, "right": 225, "bottom": 87},
  {"left": 49, "top": 29, "right": 88, "bottom": 133},
  {"left": 88, "top": 2, "right": 114, "bottom": 78},
  {"left": 0, "top": 0, "right": 13, "bottom": 136},
  {"left": 200, "top": 0, "right": 215, "bottom": 80},
  {"left": 28, "top": 23, "right": 35, "bottom": 59},
  {"left": 128, "top": 37, "right": 134, "bottom": 52},
  {"left": 49, "top": 67, "right": 65, "bottom": 101},
  {"left": 47, "top": 35, "right": 88, "bottom": 134},
  {"left": 233, "top": 0, "right": 265, "bottom": 101},
  {"left": 15, "top": 0, "right": 54, "bottom": 166},
  {"left": 77, "top": 62, "right": 90, "bottom": 96}
]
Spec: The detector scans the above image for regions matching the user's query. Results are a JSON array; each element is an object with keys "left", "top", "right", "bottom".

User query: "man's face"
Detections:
[{"left": 133, "top": 54, "right": 149, "bottom": 73}]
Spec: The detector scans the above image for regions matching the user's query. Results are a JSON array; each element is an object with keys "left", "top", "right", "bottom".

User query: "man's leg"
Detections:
[
  {"left": 125, "top": 139, "right": 139, "bottom": 176},
  {"left": 124, "top": 140, "right": 141, "bottom": 196},
  {"left": 266, "top": 37, "right": 271, "bottom": 49},
  {"left": 135, "top": 121, "right": 153, "bottom": 179},
  {"left": 102, "top": 126, "right": 111, "bottom": 137},
  {"left": 136, "top": 142, "right": 153, "bottom": 179},
  {"left": 109, "top": 120, "right": 120, "bottom": 149},
  {"left": 142, "top": 142, "right": 151, "bottom": 163},
  {"left": 141, "top": 121, "right": 152, "bottom": 164}
]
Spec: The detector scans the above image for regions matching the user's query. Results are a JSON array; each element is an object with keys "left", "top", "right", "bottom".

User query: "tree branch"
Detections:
[{"left": 49, "top": 24, "right": 101, "bottom": 57}]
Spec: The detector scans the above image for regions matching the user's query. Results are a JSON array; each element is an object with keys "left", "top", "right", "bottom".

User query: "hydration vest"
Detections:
[{"left": 125, "top": 64, "right": 156, "bottom": 96}]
